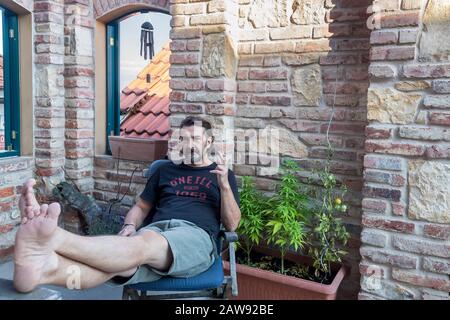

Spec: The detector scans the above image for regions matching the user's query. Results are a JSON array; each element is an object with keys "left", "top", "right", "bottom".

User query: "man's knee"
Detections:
[{"left": 138, "top": 230, "right": 173, "bottom": 270}]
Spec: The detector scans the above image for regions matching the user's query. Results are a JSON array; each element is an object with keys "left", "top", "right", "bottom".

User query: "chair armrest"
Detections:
[
  {"left": 218, "top": 230, "right": 239, "bottom": 297},
  {"left": 218, "top": 230, "right": 238, "bottom": 243}
]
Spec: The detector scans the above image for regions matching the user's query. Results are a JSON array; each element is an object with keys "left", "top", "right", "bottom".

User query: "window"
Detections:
[
  {"left": 105, "top": 10, "right": 170, "bottom": 154},
  {"left": 0, "top": 5, "right": 20, "bottom": 157}
]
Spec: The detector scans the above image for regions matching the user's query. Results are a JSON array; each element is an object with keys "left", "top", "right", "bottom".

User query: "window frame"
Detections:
[
  {"left": 106, "top": 20, "right": 120, "bottom": 155},
  {"left": 0, "top": 5, "right": 20, "bottom": 158}
]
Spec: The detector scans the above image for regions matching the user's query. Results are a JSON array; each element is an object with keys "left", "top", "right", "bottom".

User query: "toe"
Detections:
[
  {"left": 33, "top": 207, "right": 40, "bottom": 217},
  {"left": 25, "top": 192, "right": 35, "bottom": 205},
  {"left": 47, "top": 203, "right": 61, "bottom": 219},
  {"left": 21, "top": 179, "right": 35, "bottom": 196},
  {"left": 40, "top": 204, "right": 49, "bottom": 217},
  {"left": 27, "top": 207, "right": 35, "bottom": 219},
  {"left": 25, "top": 179, "right": 36, "bottom": 189}
]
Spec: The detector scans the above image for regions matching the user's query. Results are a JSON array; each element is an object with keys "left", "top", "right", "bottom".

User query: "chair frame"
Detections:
[
  {"left": 121, "top": 159, "right": 239, "bottom": 300},
  {"left": 122, "top": 231, "right": 238, "bottom": 300}
]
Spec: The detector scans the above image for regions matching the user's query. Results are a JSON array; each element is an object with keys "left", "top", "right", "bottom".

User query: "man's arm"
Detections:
[
  {"left": 120, "top": 165, "right": 161, "bottom": 236},
  {"left": 118, "top": 199, "right": 153, "bottom": 236},
  {"left": 210, "top": 152, "right": 241, "bottom": 231},
  {"left": 219, "top": 185, "right": 241, "bottom": 232}
]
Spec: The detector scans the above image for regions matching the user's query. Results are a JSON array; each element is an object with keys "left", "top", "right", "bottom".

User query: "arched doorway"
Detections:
[{"left": 94, "top": 0, "right": 170, "bottom": 22}]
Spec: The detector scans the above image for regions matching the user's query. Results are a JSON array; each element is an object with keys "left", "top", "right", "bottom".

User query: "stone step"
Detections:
[{"left": 0, "top": 279, "right": 62, "bottom": 300}]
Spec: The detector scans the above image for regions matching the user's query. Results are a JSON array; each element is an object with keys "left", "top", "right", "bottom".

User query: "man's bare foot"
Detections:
[
  {"left": 13, "top": 203, "right": 61, "bottom": 293},
  {"left": 18, "top": 179, "right": 41, "bottom": 224}
]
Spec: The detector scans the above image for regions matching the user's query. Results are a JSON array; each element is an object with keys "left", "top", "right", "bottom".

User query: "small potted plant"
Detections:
[
  {"left": 262, "top": 159, "right": 308, "bottom": 274},
  {"left": 223, "top": 159, "right": 349, "bottom": 300},
  {"left": 307, "top": 165, "right": 350, "bottom": 284},
  {"left": 234, "top": 176, "right": 267, "bottom": 265}
]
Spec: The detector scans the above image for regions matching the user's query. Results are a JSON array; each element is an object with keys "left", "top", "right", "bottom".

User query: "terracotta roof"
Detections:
[
  {"left": 0, "top": 55, "right": 3, "bottom": 89},
  {"left": 120, "top": 42, "right": 171, "bottom": 139}
]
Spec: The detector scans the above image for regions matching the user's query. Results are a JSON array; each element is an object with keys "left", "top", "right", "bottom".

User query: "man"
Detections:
[{"left": 13, "top": 116, "right": 241, "bottom": 292}]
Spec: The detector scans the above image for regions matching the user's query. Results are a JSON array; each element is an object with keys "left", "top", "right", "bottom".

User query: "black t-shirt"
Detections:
[{"left": 140, "top": 161, "right": 240, "bottom": 239}]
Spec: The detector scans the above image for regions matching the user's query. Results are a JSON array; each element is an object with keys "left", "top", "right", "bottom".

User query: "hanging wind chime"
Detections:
[{"left": 140, "top": 20, "right": 155, "bottom": 60}]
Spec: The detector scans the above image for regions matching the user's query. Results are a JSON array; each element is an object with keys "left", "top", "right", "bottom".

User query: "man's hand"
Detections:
[
  {"left": 118, "top": 224, "right": 136, "bottom": 237},
  {"left": 211, "top": 151, "right": 241, "bottom": 231},
  {"left": 210, "top": 151, "right": 230, "bottom": 190}
]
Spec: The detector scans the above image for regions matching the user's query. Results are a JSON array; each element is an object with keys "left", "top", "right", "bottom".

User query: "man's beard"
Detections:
[{"left": 187, "top": 148, "right": 202, "bottom": 164}]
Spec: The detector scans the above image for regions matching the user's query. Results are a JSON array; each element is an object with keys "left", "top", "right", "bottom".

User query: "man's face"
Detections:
[{"left": 179, "top": 125, "right": 211, "bottom": 164}]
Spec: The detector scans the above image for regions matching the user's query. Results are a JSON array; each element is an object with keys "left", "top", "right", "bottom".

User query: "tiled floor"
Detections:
[
  {"left": 0, "top": 260, "right": 215, "bottom": 300},
  {"left": 0, "top": 260, "right": 122, "bottom": 300}
]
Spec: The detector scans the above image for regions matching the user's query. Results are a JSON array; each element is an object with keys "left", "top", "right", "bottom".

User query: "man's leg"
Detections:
[
  {"left": 40, "top": 252, "right": 136, "bottom": 290},
  {"left": 14, "top": 181, "right": 172, "bottom": 292},
  {"left": 14, "top": 203, "right": 137, "bottom": 292},
  {"left": 20, "top": 178, "right": 173, "bottom": 273},
  {"left": 52, "top": 227, "right": 173, "bottom": 274}
]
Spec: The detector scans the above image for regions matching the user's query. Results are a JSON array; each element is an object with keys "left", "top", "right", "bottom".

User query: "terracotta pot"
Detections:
[
  {"left": 109, "top": 136, "right": 168, "bottom": 162},
  {"left": 223, "top": 245, "right": 347, "bottom": 300}
]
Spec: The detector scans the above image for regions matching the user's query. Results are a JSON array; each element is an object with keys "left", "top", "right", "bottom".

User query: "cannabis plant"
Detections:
[
  {"left": 237, "top": 176, "right": 267, "bottom": 265},
  {"left": 262, "top": 159, "right": 309, "bottom": 274}
]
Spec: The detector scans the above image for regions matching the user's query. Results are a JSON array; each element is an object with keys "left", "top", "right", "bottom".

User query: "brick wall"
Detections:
[
  {"left": 360, "top": 0, "right": 450, "bottom": 300},
  {"left": 167, "top": 0, "right": 238, "bottom": 163},
  {"left": 0, "top": 157, "right": 34, "bottom": 262},
  {"left": 93, "top": 156, "right": 150, "bottom": 213},
  {"left": 63, "top": 0, "right": 96, "bottom": 193},
  {"left": 34, "top": 0, "right": 95, "bottom": 194},
  {"left": 232, "top": 0, "right": 371, "bottom": 299},
  {"left": 96, "top": 0, "right": 368, "bottom": 299}
]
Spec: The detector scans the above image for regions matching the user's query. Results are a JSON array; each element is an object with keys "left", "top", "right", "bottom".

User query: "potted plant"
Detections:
[
  {"left": 307, "top": 164, "right": 350, "bottom": 284},
  {"left": 234, "top": 176, "right": 267, "bottom": 265},
  {"left": 223, "top": 159, "right": 349, "bottom": 300},
  {"left": 262, "top": 160, "right": 308, "bottom": 274}
]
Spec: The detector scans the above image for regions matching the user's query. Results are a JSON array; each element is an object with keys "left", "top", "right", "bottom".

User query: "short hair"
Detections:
[{"left": 179, "top": 116, "right": 214, "bottom": 141}]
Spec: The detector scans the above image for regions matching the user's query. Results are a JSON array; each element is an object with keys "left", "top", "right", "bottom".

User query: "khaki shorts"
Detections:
[{"left": 107, "top": 219, "right": 217, "bottom": 287}]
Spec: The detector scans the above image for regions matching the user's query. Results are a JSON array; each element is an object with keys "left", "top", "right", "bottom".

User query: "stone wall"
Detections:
[
  {"left": 0, "top": 157, "right": 34, "bottom": 262},
  {"left": 93, "top": 0, "right": 370, "bottom": 299},
  {"left": 232, "top": 0, "right": 371, "bottom": 299},
  {"left": 360, "top": 0, "right": 450, "bottom": 300},
  {"left": 33, "top": 0, "right": 95, "bottom": 194},
  {"left": 167, "top": 0, "right": 238, "bottom": 163},
  {"left": 93, "top": 156, "right": 150, "bottom": 212}
]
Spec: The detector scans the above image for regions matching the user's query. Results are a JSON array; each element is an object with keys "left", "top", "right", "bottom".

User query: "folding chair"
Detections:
[{"left": 122, "top": 159, "right": 238, "bottom": 300}]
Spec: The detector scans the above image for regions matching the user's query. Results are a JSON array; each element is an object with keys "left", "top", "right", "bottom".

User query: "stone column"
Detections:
[
  {"left": 63, "top": 0, "right": 95, "bottom": 193},
  {"left": 360, "top": 0, "right": 450, "bottom": 300},
  {"left": 168, "top": 0, "right": 239, "bottom": 166},
  {"left": 34, "top": 0, "right": 67, "bottom": 199}
]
